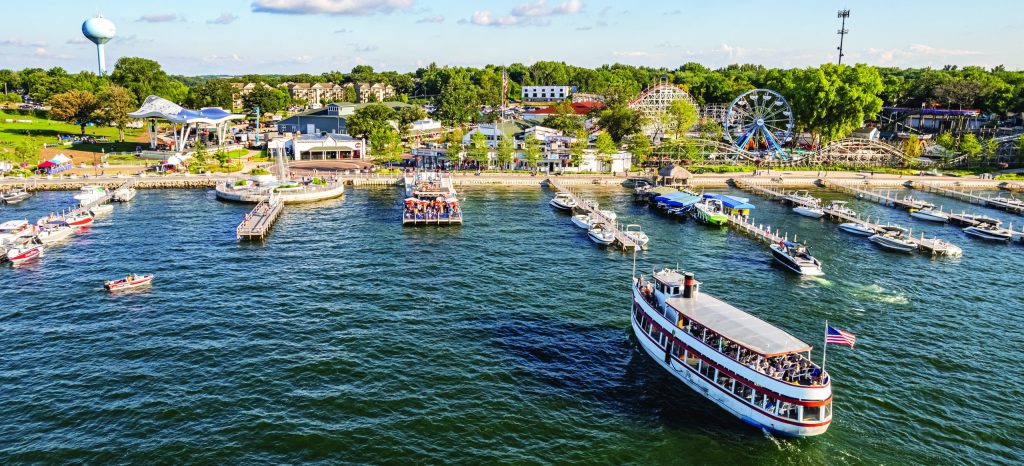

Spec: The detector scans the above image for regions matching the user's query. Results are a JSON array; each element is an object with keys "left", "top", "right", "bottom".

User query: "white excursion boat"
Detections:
[
  {"left": 824, "top": 201, "right": 856, "bottom": 217},
  {"left": 73, "top": 185, "right": 107, "bottom": 206},
  {"left": 7, "top": 243, "right": 44, "bottom": 265},
  {"left": 37, "top": 225, "right": 74, "bottom": 245},
  {"left": 112, "top": 187, "right": 137, "bottom": 202},
  {"left": 571, "top": 214, "right": 597, "bottom": 229},
  {"left": 550, "top": 193, "right": 578, "bottom": 211},
  {"left": 963, "top": 219, "right": 1013, "bottom": 242},
  {"left": 105, "top": 274, "right": 154, "bottom": 292},
  {"left": 838, "top": 222, "right": 876, "bottom": 236},
  {"left": 623, "top": 224, "right": 650, "bottom": 249},
  {"left": 910, "top": 207, "right": 949, "bottom": 223},
  {"left": 869, "top": 226, "right": 918, "bottom": 252},
  {"left": 793, "top": 205, "right": 825, "bottom": 219},
  {"left": 769, "top": 241, "right": 824, "bottom": 276},
  {"left": 65, "top": 213, "right": 94, "bottom": 228},
  {"left": 90, "top": 204, "right": 114, "bottom": 215},
  {"left": 632, "top": 269, "right": 833, "bottom": 437},
  {"left": 588, "top": 226, "right": 615, "bottom": 245},
  {"left": 1, "top": 188, "right": 31, "bottom": 204}
]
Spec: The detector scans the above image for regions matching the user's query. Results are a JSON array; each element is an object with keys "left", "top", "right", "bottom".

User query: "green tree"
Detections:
[
  {"left": 569, "top": 130, "right": 589, "bottom": 167},
  {"left": 541, "top": 101, "right": 584, "bottom": 134},
  {"left": 626, "top": 133, "right": 652, "bottom": 167},
  {"left": 109, "top": 57, "right": 184, "bottom": 104},
  {"left": 595, "top": 131, "right": 617, "bottom": 159},
  {"left": 597, "top": 104, "right": 642, "bottom": 142},
  {"left": 903, "top": 134, "right": 922, "bottom": 160},
  {"left": 396, "top": 105, "right": 428, "bottom": 137},
  {"left": 6, "top": 140, "right": 40, "bottom": 164},
  {"left": 434, "top": 71, "right": 478, "bottom": 125},
  {"left": 186, "top": 79, "right": 236, "bottom": 109},
  {"left": 522, "top": 135, "right": 541, "bottom": 168},
  {"left": 369, "top": 127, "right": 403, "bottom": 166},
  {"left": 346, "top": 103, "right": 398, "bottom": 139},
  {"left": 242, "top": 86, "right": 287, "bottom": 114},
  {"left": 214, "top": 148, "right": 230, "bottom": 168},
  {"left": 192, "top": 140, "right": 209, "bottom": 172},
  {"left": 983, "top": 137, "right": 1000, "bottom": 162},
  {"left": 466, "top": 131, "right": 489, "bottom": 167},
  {"left": 48, "top": 90, "right": 100, "bottom": 134},
  {"left": 96, "top": 84, "right": 136, "bottom": 142},
  {"left": 960, "top": 133, "right": 982, "bottom": 166},
  {"left": 496, "top": 135, "right": 514, "bottom": 170},
  {"left": 663, "top": 98, "right": 698, "bottom": 140},
  {"left": 776, "top": 64, "right": 884, "bottom": 145},
  {"left": 1017, "top": 135, "right": 1024, "bottom": 163},
  {"left": 935, "top": 132, "right": 956, "bottom": 151}
]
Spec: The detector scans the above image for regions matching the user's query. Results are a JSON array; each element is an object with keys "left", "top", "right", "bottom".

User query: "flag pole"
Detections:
[{"left": 821, "top": 320, "right": 829, "bottom": 376}]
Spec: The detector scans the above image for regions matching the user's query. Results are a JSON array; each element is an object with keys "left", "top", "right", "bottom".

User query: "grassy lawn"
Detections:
[{"left": 0, "top": 110, "right": 140, "bottom": 151}]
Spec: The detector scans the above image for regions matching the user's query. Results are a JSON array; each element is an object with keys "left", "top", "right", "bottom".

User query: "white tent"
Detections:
[{"left": 49, "top": 153, "right": 72, "bottom": 164}]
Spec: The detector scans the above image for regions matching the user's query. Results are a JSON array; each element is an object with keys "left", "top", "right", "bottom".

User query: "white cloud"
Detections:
[
  {"left": 0, "top": 39, "right": 46, "bottom": 47},
  {"left": 575, "top": 20, "right": 607, "bottom": 31},
  {"left": 136, "top": 13, "right": 180, "bottom": 23},
  {"left": 863, "top": 44, "right": 982, "bottom": 66},
  {"left": 208, "top": 13, "right": 239, "bottom": 25},
  {"left": 613, "top": 51, "right": 654, "bottom": 58},
  {"left": 66, "top": 37, "right": 90, "bottom": 45},
  {"left": 351, "top": 44, "right": 379, "bottom": 52},
  {"left": 204, "top": 53, "right": 244, "bottom": 62},
  {"left": 465, "top": 0, "right": 582, "bottom": 27},
  {"left": 553, "top": 0, "right": 582, "bottom": 14},
  {"left": 251, "top": 0, "right": 413, "bottom": 16},
  {"left": 417, "top": 15, "right": 444, "bottom": 23},
  {"left": 292, "top": 55, "right": 314, "bottom": 64}
]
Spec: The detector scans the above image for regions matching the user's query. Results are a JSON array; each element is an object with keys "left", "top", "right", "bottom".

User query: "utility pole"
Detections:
[{"left": 837, "top": 9, "right": 850, "bottom": 65}]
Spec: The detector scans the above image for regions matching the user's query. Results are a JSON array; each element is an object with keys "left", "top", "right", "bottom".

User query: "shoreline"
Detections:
[{"left": 1, "top": 171, "right": 1020, "bottom": 192}]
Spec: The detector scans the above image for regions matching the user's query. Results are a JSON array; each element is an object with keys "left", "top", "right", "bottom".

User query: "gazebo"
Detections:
[
  {"left": 658, "top": 163, "right": 692, "bottom": 186},
  {"left": 128, "top": 95, "right": 244, "bottom": 152}
]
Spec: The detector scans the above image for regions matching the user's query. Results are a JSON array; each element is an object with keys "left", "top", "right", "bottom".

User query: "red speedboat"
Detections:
[
  {"left": 7, "top": 244, "right": 44, "bottom": 265},
  {"left": 105, "top": 274, "right": 154, "bottom": 292},
  {"left": 66, "top": 213, "right": 94, "bottom": 228}
]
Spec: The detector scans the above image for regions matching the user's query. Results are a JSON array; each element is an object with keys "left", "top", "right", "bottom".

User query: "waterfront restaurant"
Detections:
[
  {"left": 128, "top": 95, "right": 244, "bottom": 152},
  {"left": 267, "top": 133, "right": 367, "bottom": 161}
]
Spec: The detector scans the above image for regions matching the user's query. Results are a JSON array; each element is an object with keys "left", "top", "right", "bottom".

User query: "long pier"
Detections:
[
  {"left": 236, "top": 195, "right": 284, "bottom": 241},
  {"left": 734, "top": 179, "right": 963, "bottom": 256},
  {"left": 912, "top": 182, "right": 1024, "bottom": 214},
  {"left": 546, "top": 178, "right": 638, "bottom": 250}
]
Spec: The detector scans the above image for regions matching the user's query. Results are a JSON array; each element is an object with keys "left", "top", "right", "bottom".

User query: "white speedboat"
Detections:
[
  {"left": 105, "top": 274, "right": 154, "bottom": 292},
  {"left": 902, "top": 196, "right": 935, "bottom": 210},
  {"left": 632, "top": 269, "right": 833, "bottom": 437},
  {"left": 90, "top": 204, "right": 113, "bottom": 215},
  {"left": 910, "top": 207, "right": 949, "bottom": 223},
  {"left": 963, "top": 221, "right": 1013, "bottom": 242},
  {"left": 838, "top": 222, "right": 876, "bottom": 236},
  {"left": 783, "top": 190, "right": 818, "bottom": 205},
  {"left": 550, "top": 193, "right": 577, "bottom": 211},
  {"left": 588, "top": 226, "right": 615, "bottom": 245},
  {"left": 1, "top": 188, "right": 31, "bottom": 204},
  {"left": 112, "top": 187, "right": 136, "bottom": 202},
  {"left": 65, "top": 213, "right": 94, "bottom": 228},
  {"left": 598, "top": 210, "right": 618, "bottom": 221},
  {"left": 73, "top": 185, "right": 107, "bottom": 206},
  {"left": 869, "top": 227, "right": 918, "bottom": 252},
  {"left": 571, "top": 214, "right": 597, "bottom": 229},
  {"left": 793, "top": 205, "right": 825, "bottom": 218},
  {"left": 0, "top": 220, "right": 37, "bottom": 245},
  {"left": 824, "top": 200, "right": 856, "bottom": 217},
  {"left": 623, "top": 224, "right": 649, "bottom": 249},
  {"left": 7, "top": 243, "right": 43, "bottom": 265},
  {"left": 769, "top": 241, "right": 824, "bottom": 275},
  {"left": 37, "top": 225, "right": 74, "bottom": 245}
]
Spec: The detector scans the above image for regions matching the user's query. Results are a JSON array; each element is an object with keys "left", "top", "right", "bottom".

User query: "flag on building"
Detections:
[{"left": 825, "top": 325, "right": 856, "bottom": 348}]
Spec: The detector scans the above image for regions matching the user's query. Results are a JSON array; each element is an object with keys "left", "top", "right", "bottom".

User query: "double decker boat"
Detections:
[
  {"left": 632, "top": 268, "right": 832, "bottom": 437},
  {"left": 402, "top": 172, "right": 462, "bottom": 226}
]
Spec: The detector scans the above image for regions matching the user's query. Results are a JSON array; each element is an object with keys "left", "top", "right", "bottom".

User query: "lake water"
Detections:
[{"left": 1, "top": 185, "right": 1021, "bottom": 464}]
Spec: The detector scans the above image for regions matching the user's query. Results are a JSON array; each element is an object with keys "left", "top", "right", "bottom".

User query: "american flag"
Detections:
[
  {"left": 825, "top": 325, "right": 856, "bottom": 348},
  {"left": 501, "top": 67, "right": 508, "bottom": 107}
]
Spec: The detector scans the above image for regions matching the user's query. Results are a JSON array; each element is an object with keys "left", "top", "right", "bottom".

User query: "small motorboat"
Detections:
[
  {"left": 692, "top": 199, "right": 728, "bottom": 226},
  {"left": 598, "top": 210, "right": 617, "bottom": 221},
  {"left": 73, "top": 185, "right": 107, "bottom": 206},
  {"left": 90, "top": 204, "right": 113, "bottom": 216},
  {"left": 824, "top": 200, "right": 856, "bottom": 217},
  {"left": 584, "top": 199, "right": 600, "bottom": 210},
  {"left": 588, "top": 226, "right": 615, "bottom": 245},
  {"left": 783, "top": 190, "right": 818, "bottom": 205},
  {"left": 902, "top": 196, "right": 935, "bottom": 210},
  {"left": 37, "top": 225, "right": 74, "bottom": 245},
  {"left": 623, "top": 224, "right": 649, "bottom": 249},
  {"left": 112, "top": 187, "right": 137, "bottom": 202},
  {"left": 769, "top": 241, "right": 824, "bottom": 276},
  {"left": 793, "top": 205, "right": 825, "bottom": 219},
  {"left": 1, "top": 188, "right": 31, "bottom": 204},
  {"left": 7, "top": 243, "right": 43, "bottom": 265},
  {"left": 549, "top": 193, "right": 578, "bottom": 211},
  {"left": 910, "top": 207, "right": 949, "bottom": 223},
  {"left": 0, "top": 220, "right": 37, "bottom": 245},
  {"left": 104, "top": 274, "right": 154, "bottom": 292},
  {"left": 963, "top": 221, "right": 1013, "bottom": 242},
  {"left": 869, "top": 226, "right": 918, "bottom": 252},
  {"left": 838, "top": 222, "right": 876, "bottom": 236},
  {"left": 65, "top": 213, "right": 94, "bottom": 228},
  {"left": 571, "top": 214, "right": 597, "bottom": 229}
]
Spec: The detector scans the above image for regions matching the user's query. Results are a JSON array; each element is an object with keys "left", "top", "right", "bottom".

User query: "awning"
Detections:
[
  {"left": 667, "top": 294, "right": 812, "bottom": 357},
  {"left": 704, "top": 193, "right": 756, "bottom": 211},
  {"left": 37, "top": 161, "right": 56, "bottom": 169}
]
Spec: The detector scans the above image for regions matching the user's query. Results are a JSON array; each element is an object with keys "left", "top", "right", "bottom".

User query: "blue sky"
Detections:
[{"left": 2, "top": 0, "right": 1021, "bottom": 75}]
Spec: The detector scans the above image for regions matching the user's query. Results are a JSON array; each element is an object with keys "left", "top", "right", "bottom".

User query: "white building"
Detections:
[
  {"left": 522, "top": 85, "right": 571, "bottom": 102},
  {"left": 268, "top": 133, "right": 367, "bottom": 161}
]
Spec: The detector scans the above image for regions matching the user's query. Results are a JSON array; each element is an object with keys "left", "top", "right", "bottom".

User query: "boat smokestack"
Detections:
[{"left": 683, "top": 272, "right": 697, "bottom": 298}]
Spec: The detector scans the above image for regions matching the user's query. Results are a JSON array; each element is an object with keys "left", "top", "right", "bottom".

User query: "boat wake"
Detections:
[
  {"left": 851, "top": 284, "right": 910, "bottom": 305},
  {"left": 801, "top": 275, "right": 832, "bottom": 287}
]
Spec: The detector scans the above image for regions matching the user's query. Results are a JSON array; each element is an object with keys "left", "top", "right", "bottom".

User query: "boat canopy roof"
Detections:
[
  {"left": 703, "top": 193, "right": 756, "bottom": 210},
  {"left": 653, "top": 268, "right": 686, "bottom": 287},
  {"left": 649, "top": 186, "right": 679, "bottom": 196},
  {"left": 655, "top": 191, "right": 702, "bottom": 207},
  {"left": 667, "top": 294, "right": 812, "bottom": 357}
]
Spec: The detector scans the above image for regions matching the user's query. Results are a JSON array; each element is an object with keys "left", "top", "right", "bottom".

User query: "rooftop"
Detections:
[{"left": 666, "top": 293, "right": 811, "bottom": 357}]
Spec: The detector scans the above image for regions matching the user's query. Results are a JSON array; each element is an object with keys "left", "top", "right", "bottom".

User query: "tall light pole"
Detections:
[{"left": 836, "top": 10, "right": 850, "bottom": 65}]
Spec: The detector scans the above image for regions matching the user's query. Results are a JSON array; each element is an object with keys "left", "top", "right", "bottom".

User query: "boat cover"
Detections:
[
  {"left": 703, "top": 193, "right": 756, "bottom": 211},
  {"left": 667, "top": 294, "right": 811, "bottom": 356},
  {"left": 655, "top": 191, "right": 702, "bottom": 207}
]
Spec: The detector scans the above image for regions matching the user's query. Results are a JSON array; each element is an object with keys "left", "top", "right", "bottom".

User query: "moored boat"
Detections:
[
  {"left": 37, "top": 225, "right": 74, "bottom": 245},
  {"left": 73, "top": 185, "right": 107, "bottom": 206},
  {"left": 598, "top": 209, "right": 617, "bottom": 221},
  {"left": 571, "top": 213, "right": 597, "bottom": 229},
  {"left": 112, "top": 187, "right": 137, "bottom": 202},
  {"left": 692, "top": 199, "right": 728, "bottom": 226},
  {"left": 104, "top": 274, "right": 154, "bottom": 292},
  {"left": 783, "top": 190, "right": 818, "bottom": 205},
  {"left": 869, "top": 226, "right": 918, "bottom": 252},
  {"left": 90, "top": 204, "right": 113, "bottom": 215},
  {"left": 550, "top": 192, "right": 578, "bottom": 211},
  {"left": 1, "top": 188, "right": 31, "bottom": 204},
  {"left": 769, "top": 241, "right": 824, "bottom": 275},
  {"left": 632, "top": 268, "right": 833, "bottom": 437},
  {"left": 824, "top": 201, "right": 856, "bottom": 217},
  {"left": 838, "top": 222, "right": 876, "bottom": 236},
  {"left": 65, "top": 213, "right": 94, "bottom": 228},
  {"left": 0, "top": 220, "right": 37, "bottom": 245},
  {"left": 623, "top": 224, "right": 649, "bottom": 249},
  {"left": 7, "top": 243, "right": 43, "bottom": 265},
  {"left": 587, "top": 226, "right": 615, "bottom": 245},
  {"left": 793, "top": 205, "right": 825, "bottom": 219},
  {"left": 910, "top": 207, "right": 949, "bottom": 223},
  {"left": 963, "top": 220, "right": 1013, "bottom": 242}
]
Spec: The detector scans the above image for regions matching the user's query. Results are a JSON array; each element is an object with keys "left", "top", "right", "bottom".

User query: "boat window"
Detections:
[
  {"left": 778, "top": 402, "right": 799, "bottom": 420},
  {"left": 823, "top": 402, "right": 832, "bottom": 419},
  {"left": 802, "top": 405, "right": 821, "bottom": 422}
]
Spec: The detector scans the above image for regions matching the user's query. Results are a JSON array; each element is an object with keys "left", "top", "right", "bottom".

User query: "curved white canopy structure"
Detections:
[{"left": 128, "top": 95, "right": 244, "bottom": 152}]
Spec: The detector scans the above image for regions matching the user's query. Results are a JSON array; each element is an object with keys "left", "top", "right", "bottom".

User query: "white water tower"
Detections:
[{"left": 82, "top": 15, "right": 116, "bottom": 76}]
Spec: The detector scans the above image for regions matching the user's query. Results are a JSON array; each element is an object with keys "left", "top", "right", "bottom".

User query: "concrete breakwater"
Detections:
[{"left": 1, "top": 176, "right": 224, "bottom": 191}]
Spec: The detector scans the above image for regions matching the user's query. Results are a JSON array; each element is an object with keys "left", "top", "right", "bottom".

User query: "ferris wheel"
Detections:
[{"left": 723, "top": 89, "right": 795, "bottom": 161}]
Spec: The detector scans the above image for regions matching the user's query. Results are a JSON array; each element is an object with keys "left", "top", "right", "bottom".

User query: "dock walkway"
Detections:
[
  {"left": 734, "top": 179, "right": 963, "bottom": 256},
  {"left": 547, "top": 178, "right": 637, "bottom": 250},
  {"left": 912, "top": 182, "right": 1024, "bottom": 215},
  {"left": 236, "top": 195, "right": 284, "bottom": 241}
]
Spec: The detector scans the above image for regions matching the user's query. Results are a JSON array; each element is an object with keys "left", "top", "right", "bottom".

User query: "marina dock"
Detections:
[
  {"left": 67, "top": 179, "right": 133, "bottom": 218},
  {"left": 236, "top": 195, "right": 284, "bottom": 241},
  {"left": 734, "top": 179, "right": 963, "bottom": 255},
  {"left": 912, "top": 182, "right": 1024, "bottom": 214},
  {"left": 546, "top": 178, "right": 638, "bottom": 250}
]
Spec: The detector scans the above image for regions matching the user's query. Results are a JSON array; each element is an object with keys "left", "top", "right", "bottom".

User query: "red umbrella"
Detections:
[{"left": 37, "top": 161, "right": 56, "bottom": 169}]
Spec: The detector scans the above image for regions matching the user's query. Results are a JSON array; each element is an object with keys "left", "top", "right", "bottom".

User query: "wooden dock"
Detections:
[
  {"left": 913, "top": 182, "right": 1024, "bottom": 215},
  {"left": 236, "top": 195, "right": 284, "bottom": 241},
  {"left": 734, "top": 180, "right": 963, "bottom": 256},
  {"left": 546, "top": 178, "right": 638, "bottom": 250},
  {"left": 820, "top": 180, "right": 933, "bottom": 210}
]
